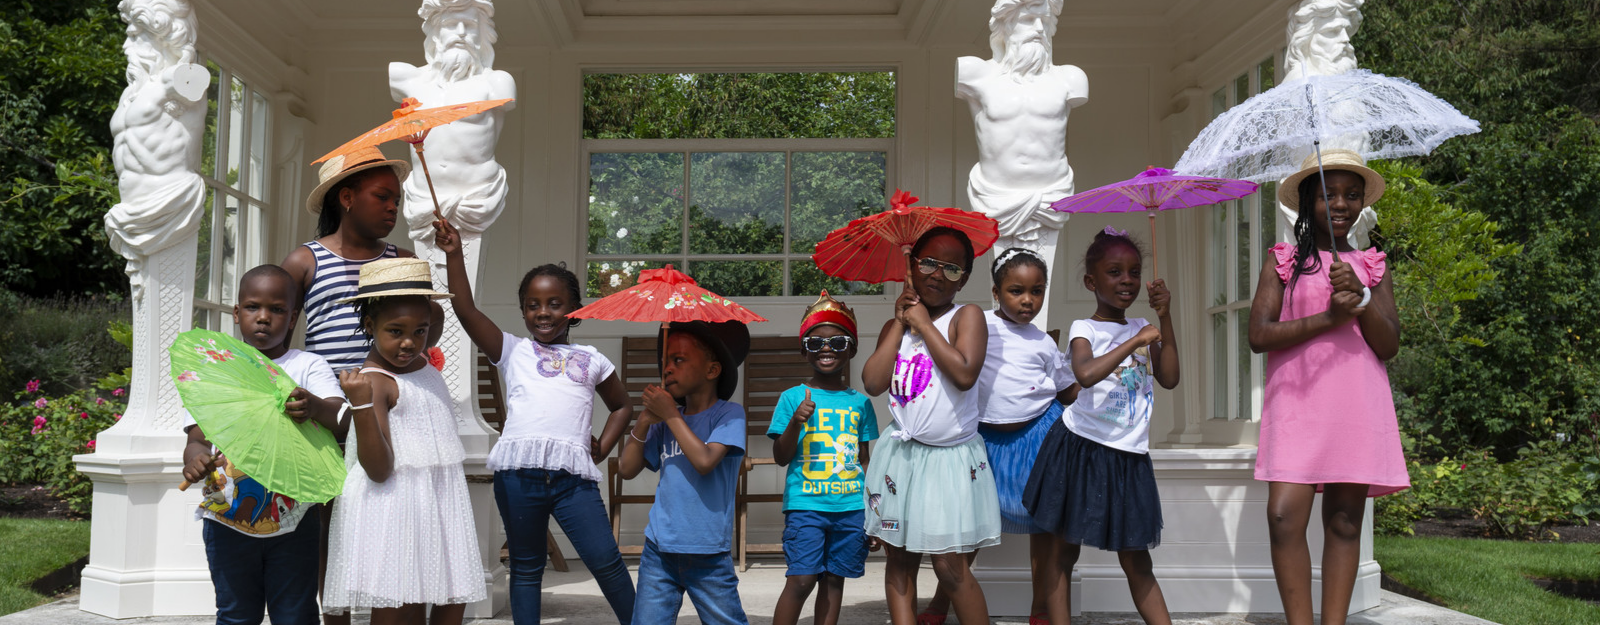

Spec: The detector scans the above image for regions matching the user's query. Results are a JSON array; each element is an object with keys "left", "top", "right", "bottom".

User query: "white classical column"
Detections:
[
  {"left": 73, "top": 0, "right": 213, "bottom": 617},
  {"left": 391, "top": 0, "right": 516, "bottom": 615}
]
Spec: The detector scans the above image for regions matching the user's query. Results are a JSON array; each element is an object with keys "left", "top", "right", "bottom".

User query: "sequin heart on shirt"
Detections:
[{"left": 890, "top": 353, "right": 933, "bottom": 406}]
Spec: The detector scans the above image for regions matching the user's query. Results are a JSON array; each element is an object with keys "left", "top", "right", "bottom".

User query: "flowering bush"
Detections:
[
  {"left": 1375, "top": 440, "right": 1599, "bottom": 539},
  {"left": 0, "top": 381, "right": 125, "bottom": 516}
]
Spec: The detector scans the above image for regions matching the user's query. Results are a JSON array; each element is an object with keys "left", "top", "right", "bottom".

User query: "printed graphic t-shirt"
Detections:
[
  {"left": 181, "top": 349, "right": 346, "bottom": 537},
  {"left": 767, "top": 385, "right": 880, "bottom": 512},
  {"left": 643, "top": 400, "right": 746, "bottom": 554},
  {"left": 1064, "top": 318, "right": 1155, "bottom": 454}
]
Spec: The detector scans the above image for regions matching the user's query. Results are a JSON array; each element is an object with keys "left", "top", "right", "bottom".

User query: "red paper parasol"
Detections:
[
  {"left": 312, "top": 97, "right": 514, "bottom": 221},
  {"left": 568, "top": 265, "right": 767, "bottom": 325},
  {"left": 811, "top": 190, "right": 1000, "bottom": 284}
]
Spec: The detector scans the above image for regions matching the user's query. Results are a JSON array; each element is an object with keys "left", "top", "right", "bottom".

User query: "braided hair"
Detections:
[
  {"left": 991, "top": 247, "right": 1048, "bottom": 284},
  {"left": 1285, "top": 175, "right": 1329, "bottom": 305}
]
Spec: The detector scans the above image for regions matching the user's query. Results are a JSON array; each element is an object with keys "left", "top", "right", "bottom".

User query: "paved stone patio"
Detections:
[{"left": 0, "top": 561, "right": 1496, "bottom": 624}]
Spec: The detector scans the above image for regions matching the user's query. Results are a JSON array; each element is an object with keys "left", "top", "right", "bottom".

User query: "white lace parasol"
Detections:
[{"left": 1174, "top": 69, "right": 1479, "bottom": 182}]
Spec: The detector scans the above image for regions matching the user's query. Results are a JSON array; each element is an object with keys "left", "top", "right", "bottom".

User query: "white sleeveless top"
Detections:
[
  {"left": 887, "top": 307, "right": 980, "bottom": 447},
  {"left": 355, "top": 365, "right": 465, "bottom": 469}
]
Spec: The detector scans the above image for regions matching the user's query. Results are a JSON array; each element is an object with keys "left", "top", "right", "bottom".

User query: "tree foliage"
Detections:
[
  {"left": 0, "top": 0, "right": 126, "bottom": 296},
  {"left": 1356, "top": 0, "right": 1600, "bottom": 452}
]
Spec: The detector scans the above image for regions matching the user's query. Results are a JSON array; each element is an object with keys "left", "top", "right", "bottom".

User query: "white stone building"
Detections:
[{"left": 75, "top": 0, "right": 1382, "bottom": 619}]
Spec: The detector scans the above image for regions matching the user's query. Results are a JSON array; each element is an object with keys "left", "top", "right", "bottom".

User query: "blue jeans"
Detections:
[
  {"left": 633, "top": 540, "right": 748, "bottom": 625},
  {"left": 202, "top": 513, "right": 320, "bottom": 625},
  {"left": 494, "top": 468, "right": 636, "bottom": 624}
]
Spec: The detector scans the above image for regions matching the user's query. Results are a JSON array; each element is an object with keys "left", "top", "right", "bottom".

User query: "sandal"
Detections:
[
  {"left": 916, "top": 611, "right": 947, "bottom": 625},
  {"left": 1028, "top": 613, "right": 1049, "bottom": 625}
]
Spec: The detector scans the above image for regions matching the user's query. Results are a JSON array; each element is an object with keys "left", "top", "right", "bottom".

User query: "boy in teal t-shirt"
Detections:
[{"left": 768, "top": 292, "right": 879, "bottom": 625}]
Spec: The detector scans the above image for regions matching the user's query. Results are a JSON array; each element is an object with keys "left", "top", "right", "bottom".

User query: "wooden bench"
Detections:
[{"left": 606, "top": 336, "right": 663, "bottom": 556}]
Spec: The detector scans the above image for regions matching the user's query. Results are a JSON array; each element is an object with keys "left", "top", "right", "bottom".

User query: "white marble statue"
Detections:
[
  {"left": 390, "top": 0, "right": 516, "bottom": 253},
  {"left": 957, "top": 0, "right": 1085, "bottom": 327},
  {"left": 1279, "top": 0, "right": 1379, "bottom": 248},
  {"left": 104, "top": 0, "right": 209, "bottom": 302}
]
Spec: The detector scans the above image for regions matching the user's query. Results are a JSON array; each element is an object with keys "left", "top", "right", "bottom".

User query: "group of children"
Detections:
[{"left": 180, "top": 150, "right": 1404, "bottom": 625}]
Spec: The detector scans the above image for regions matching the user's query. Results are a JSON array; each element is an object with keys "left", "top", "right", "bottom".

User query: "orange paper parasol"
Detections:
[
  {"left": 312, "top": 97, "right": 514, "bottom": 220},
  {"left": 811, "top": 189, "right": 1000, "bottom": 284},
  {"left": 568, "top": 265, "right": 767, "bottom": 325}
]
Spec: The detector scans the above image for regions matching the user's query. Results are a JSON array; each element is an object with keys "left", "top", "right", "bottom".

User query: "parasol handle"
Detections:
[
  {"left": 1312, "top": 141, "right": 1341, "bottom": 265},
  {"left": 178, "top": 478, "right": 194, "bottom": 492},
  {"left": 1148, "top": 211, "right": 1159, "bottom": 281},
  {"left": 408, "top": 140, "right": 447, "bottom": 223}
]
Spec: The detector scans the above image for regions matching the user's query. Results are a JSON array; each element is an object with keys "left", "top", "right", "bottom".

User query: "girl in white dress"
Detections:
[{"left": 324, "top": 258, "right": 485, "bottom": 625}]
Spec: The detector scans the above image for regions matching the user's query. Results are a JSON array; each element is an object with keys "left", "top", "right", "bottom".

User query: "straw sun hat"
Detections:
[
  {"left": 334, "top": 258, "right": 452, "bottom": 304},
  {"left": 1276, "top": 148, "right": 1387, "bottom": 212},
  {"left": 304, "top": 145, "right": 412, "bottom": 214}
]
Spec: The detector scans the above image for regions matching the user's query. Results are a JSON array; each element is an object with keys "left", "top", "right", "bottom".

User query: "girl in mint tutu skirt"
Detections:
[
  {"left": 1023, "top": 226, "right": 1180, "bottom": 625},
  {"left": 862, "top": 227, "right": 999, "bottom": 625}
]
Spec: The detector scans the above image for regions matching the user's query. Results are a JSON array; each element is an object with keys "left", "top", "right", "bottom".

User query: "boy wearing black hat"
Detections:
[{"left": 619, "top": 320, "right": 752, "bottom": 625}]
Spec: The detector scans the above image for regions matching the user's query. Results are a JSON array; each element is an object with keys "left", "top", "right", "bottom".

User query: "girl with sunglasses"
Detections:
[
  {"left": 919, "top": 247, "right": 1081, "bottom": 625},
  {"left": 862, "top": 226, "right": 1000, "bottom": 625}
]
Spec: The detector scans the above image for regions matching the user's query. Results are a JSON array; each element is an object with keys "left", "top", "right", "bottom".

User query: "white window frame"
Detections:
[
  {"left": 1204, "top": 53, "right": 1281, "bottom": 427},
  {"left": 193, "top": 54, "right": 273, "bottom": 334},
  {"left": 580, "top": 137, "right": 895, "bottom": 300}
]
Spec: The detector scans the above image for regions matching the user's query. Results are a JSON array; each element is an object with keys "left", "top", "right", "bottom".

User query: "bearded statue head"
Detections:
[
  {"left": 419, "top": 0, "right": 498, "bottom": 82},
  {"left": 118, "top": 0, "right": 197, "bottom": 83},
  {"left": 988, "top": 0, "right": 1063, "bottom": 78},
  {"left": 1284, "top": 0, "right": 1363, "bottom": 78}
]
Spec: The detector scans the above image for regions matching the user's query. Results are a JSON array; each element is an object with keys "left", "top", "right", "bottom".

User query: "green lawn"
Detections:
[
  {"left": 1376, "top": 535, "right": 1600, "bottom": 625},
  {"left": 0, "top": 518, "right": 91, "bottom": 616}
]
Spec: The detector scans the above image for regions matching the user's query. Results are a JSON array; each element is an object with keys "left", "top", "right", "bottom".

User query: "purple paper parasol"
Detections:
[{"left": 1049, "top": 167, "right": 1258, "bottom": 278}]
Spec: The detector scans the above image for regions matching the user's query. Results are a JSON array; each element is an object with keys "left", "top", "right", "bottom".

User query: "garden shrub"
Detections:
[
  {"left": 0, "top": 288, "right": 130, "bottom": 397},
  {"left": 0, "top": 382, "right": 123, "bottom": 516},
  {"left": 1376, "top": 441, "right": 1600, "bottom": 539}
]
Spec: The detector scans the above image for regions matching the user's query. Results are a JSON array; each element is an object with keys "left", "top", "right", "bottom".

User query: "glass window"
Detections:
[
  {"left": 192, "top": 55, "right": 273, "bottom": 336},
  {"left": 582, "top": 72, "right": 895, "bottom": 298},
  {"left": 1206, "top": 54, "right": 1279, "bottom": 421}
]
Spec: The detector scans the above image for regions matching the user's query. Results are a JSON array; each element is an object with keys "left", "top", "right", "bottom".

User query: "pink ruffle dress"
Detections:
[{"left": 1255, "top": 243, "right": 1410, "bottom": 497}]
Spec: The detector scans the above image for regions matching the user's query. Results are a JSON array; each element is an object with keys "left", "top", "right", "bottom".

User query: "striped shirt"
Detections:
[{"left": 301, "top": 240, "right": 400, "bottom": 372}]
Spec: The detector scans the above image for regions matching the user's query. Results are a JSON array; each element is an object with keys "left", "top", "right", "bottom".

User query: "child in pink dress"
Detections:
[{"left": 1248, "top": 149, "right": 1407, "bottom": 625}]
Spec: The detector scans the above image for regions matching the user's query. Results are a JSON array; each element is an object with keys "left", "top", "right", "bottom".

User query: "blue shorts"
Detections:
[{"left": 782, "top": 509, "right": 867, "bottom": 578}]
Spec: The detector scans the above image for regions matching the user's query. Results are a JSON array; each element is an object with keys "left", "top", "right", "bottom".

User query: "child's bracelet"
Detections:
[
  {"left": 629, "top": 430, "right": 647, "bottom": 444},
  {"left": 349, "top": 402, "right": 375, "bottom": 411},
  {"left": 336, "top": 402, "right": 351, "bottom": 423}
]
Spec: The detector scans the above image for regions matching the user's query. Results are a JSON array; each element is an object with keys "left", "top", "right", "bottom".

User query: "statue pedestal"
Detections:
[
  {"left": 74, "top": 237, "right": 212, "bottom": 618},
  {"left": 424, "top": 236, "right": 510, "bottom": 618}
]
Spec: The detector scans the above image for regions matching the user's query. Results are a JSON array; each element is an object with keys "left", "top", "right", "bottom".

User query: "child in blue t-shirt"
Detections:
[
  {"left": 618, "top": 320, "right": 752, "bottom": 625},
  {"left": 768, "top": 292, "right": 879, "bottom": 625}
]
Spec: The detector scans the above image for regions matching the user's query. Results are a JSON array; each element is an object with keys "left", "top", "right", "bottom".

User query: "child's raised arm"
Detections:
[
  {"left": 862, "top": 316, "right": 904, "bottom": 397},
  {"left": 1248, "top": 261, "right": 1388, "bottom": 356},
  {"left": 618, "top": 388, "right": 663, "bottom": 480},
  {"left": 645, "top": 385, "right": 732, "bottom": 475},
  {"left": 284, "top": 387, "right": 347, "bottom": 437},
  {"left": 912, "top": 304, "right": 987, "bottom": 391},
  {"left": 433, "top": 218, "right": 505, "bottom": 358},
  {"left": 340, "top": 369, "right": 398, "bottom": 483},
  {"left": 1071, "top": 324, "right": 1161, "bottom": 389},
  {"left": 592, "top": 373, "right": 634, "bottom": 463},
  {"left": 1147, "top": 279, "right": 1180, "bottom": 390}
]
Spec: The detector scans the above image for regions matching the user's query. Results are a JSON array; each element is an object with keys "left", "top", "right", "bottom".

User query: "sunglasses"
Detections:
[
  {"left": 915, "top": 256, "right": 966, "bottom": 282},
  {"left": 802, "top": 335, "right": 855, "bottom": 353}
]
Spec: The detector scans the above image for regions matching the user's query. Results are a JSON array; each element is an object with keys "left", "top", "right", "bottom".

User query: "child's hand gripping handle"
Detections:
[{"left": 179, "top": 452, "right": 217, "bottom": 492}]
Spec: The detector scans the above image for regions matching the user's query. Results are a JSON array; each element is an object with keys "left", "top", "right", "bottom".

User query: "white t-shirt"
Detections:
[
  {"left": 488, "top": 333, "right": 616, "bottom": 482},
  {"left": 180, "top": 349, "right": 345, "bottom": 537},
  {"left": 977, "top": 309, "right": 1076, "bottom": 424},
  {"left": 1063, "top": 318, "right": 1156, "bottom": 454}
]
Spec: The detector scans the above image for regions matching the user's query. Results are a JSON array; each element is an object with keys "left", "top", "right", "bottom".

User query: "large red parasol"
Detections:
[
  {"left": 568, "top": 265, "right": 767, "bottom": 325},
  {"left": 312, "top": 97, "right": 514, "bottom": 221},
  {"left": 810, "top": 189, "right": 1000, "bottom": 284}
]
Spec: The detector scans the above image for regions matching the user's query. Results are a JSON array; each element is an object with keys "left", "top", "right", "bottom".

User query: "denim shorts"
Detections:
[{"left": 782, "top": 509, "right": 867, "bottom": 578}]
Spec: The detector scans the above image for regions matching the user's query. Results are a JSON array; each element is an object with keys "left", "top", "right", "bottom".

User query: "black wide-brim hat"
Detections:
[{"left": 657, "top": 320, "right": 750, "bottom": 401}]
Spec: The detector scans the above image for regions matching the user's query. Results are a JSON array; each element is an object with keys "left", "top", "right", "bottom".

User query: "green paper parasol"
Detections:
[{"left": 169, "top": 330, "right": 346, "bottom": 503}]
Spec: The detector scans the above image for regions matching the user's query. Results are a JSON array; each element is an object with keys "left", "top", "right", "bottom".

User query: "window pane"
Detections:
[
  {"left": 227, "top": 76, "right": 246, "bottom": 190},
  {"left": 1211, "top": 88, "right": 1226, "bottom": 120},
  {"left": 790, "top": 152, "right": 886, "bottom": 255},
  {"left": 194, "top": 189, "right": 215, "bottom": 302},
  {"left": 1236, "top": 200, "right": 1251, "bottom": 301},
  {"left": 690, "top": 260, "right": 783, "bottom": 298},
  {"left": 1234, "top": 73, "right": 1250, "bottom": 106},
  {"left": 193, "top": 307, "right": 211, "bottom": 332},
  {"left": 789, "top": 260, "right": 883, "bottom": 297},
  {"left": 1237, "top": 311, "right": 1252, "bottom": 420},
  {"left": 583, "top": 72, "right": 896, "bottom": 140},
  {"left": 586, "top": 260, "right": 669, "bottom": 298},
  {"left": 220, "top": 196, "right": 240, "bottom": 305},
  {"left": 1261, "top": 181, "right": 1278, "bottom": 250},
  {"left": 1212, "top": 312, "right": 1228, "bottom": 419},
  {"left": 1211, "top": 204, "right": 1227, "bottom": 307},
  {"left": 588, "top": 153, "right": 685, "bottom": 256},
  {"left": 202, "top": 61, "right": 221, "bottom": 180},
  {"left": 249, "top": 92, "right": 269, "bottom": 201},
  {"left": 1257, "top": 56, "right": 1276, "bottom": 93},
  {"left": 248, "top": 203, "right": 266, "bottom": 270},
  {"left": 688, "top": 152, "right": 785, "bottom": 255}
]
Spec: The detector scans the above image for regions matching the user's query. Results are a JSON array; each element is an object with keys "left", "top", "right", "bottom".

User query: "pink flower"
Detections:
[
  {"left": 85, "top": 440, "right": 96, "bottom": 451},
  {"left": 33, "top": 398, "right": 47, "bottom": 409},
  {"left": 24, "top": 379, "right": 40, "bottom": 393},
  {"left": 79, "top": 412, "right": 89, "bottom": 420},
  {"left": 112, "top": 388, "right": 125, "bottom": 397},
  {"left": 95, "top": 398, "right": 106, "bottom": 406},
  {"left": 114, "top": 413, "right": 123, "bottom": 421},
  {"left": 31, "top": 415, "right": 47, "bottom": 435}
]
